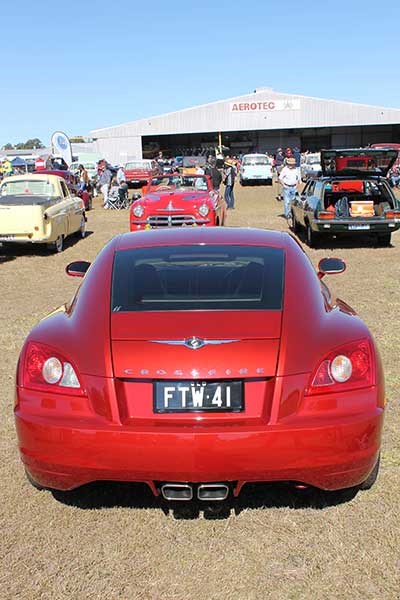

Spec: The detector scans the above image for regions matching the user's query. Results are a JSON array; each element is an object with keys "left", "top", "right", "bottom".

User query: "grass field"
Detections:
[{"left": 1, "top": 183, "right": 399, "bottom": 600}]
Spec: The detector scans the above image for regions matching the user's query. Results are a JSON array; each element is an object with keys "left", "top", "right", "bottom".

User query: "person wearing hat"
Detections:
[
  {"left": 223, "top": 159, "right": 236, "bottom": 209},
  {"left": 279, "top": 157, "right": 301, "bottom": 219}
]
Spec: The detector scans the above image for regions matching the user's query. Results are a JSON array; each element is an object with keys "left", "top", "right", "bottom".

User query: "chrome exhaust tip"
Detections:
[
  {"left": 161, "top": 483, "right": 193, "bottom": 501},
  {"left": 197, "top": 483, "right": 229, "bottom": 501}
]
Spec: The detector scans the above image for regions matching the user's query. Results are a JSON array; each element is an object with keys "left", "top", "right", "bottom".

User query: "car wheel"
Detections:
[
  {"left": 358, "top": 455, "right": 380, "bottom": 490},
  {"left": 78, "top": 215, "right": 86, "bottom": 238},
  {"left": 48, "top": 235, "right": 64, "bottom": 253},
  {"left": 376, "top": 233, "right": 391, "bottom": 247},
  {"left": 288, "top": 210, "right": 300, "bottom": 233},
  {"left": 240, "top": 179, "right": 245, "bottom": 186},
  {"left": 306, "top": 223, "right": 319, "bottom": 248}
]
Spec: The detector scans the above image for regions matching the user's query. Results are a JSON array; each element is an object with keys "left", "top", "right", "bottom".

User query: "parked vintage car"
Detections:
[
  {"left": 0, "top": 174, "right": 86, "bottom": 252},
  {"left": 300, "top": 153, "right": 321, "bottom": 181},
  {"left": 130, "top": 174, "right": 226, "bottom": 230},
  {"left": 124, "top": 159, "right": 154, "bottom": 188},
  {"left": 289, "top": 148, "right": 400, "bottom": 247},
  {"left": 15, "top": 227, "right": 384, "bottom": 499},
  {"left": 239, "top": 153, "right": 273, "bottom": 185}
]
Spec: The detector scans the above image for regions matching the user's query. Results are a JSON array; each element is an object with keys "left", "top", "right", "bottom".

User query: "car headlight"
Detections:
[
  {"left": 133, "top": 204, "right": 144, "bottom": 217},
  {"left": 198, "top": 204, "right": 209, "bottom": 217}
]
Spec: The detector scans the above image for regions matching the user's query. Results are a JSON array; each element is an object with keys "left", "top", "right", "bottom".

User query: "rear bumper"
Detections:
[
  {"left": 313, "top": 219, "right": 400, "bottom": 234},
  {"left": 15, "top": 407, "right": 383, "bottom": 493}
]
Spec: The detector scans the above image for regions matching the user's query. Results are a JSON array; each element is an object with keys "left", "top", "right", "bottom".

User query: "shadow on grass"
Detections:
[
  {"left": 50, "top": 481, "right": 359, "bottom": 519},
  {"left": 292, "top": 228, "right": 394, "bottom": 250},
  {"left": 0, "top": 231, "right": 94, "bottom": 258}
]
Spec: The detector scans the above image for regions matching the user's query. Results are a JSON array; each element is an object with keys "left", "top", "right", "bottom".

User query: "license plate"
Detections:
[
  {"left": 348, "top": 224, "right": 370, "bottom": 230},
  {"left": 154, "top": 380, "right": 243, "bottom": 413}
]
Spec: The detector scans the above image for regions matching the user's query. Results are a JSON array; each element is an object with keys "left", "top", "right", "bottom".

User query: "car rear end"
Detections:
[
  {"left": 240, "top": 154, "right": 273, "bottom": 185},
  {"left": 312, "top": 177, "right": 400, "bottom": 243},
  {"left": 0, "top": 176, "right": 56, "bottom": 245},
  {"left": 15, "top": 232, "right": 384, "bottom": 497},
  {"left": 125, "top": 160, "right": 153, "bottom": 188}
]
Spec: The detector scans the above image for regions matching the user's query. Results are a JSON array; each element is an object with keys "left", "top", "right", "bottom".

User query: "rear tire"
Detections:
[
  {"left": 288, "top": 210, "right": 301, "bottom": 233},
  {"left": 306, "top": 223, "right": 319, "bottom": 248},
  {"left": 78, "top": 215, "right": 86, "bottom": 238},
  {"left": 358, "top": 455, "right": 380, "bottom": 490},
  {"left": 376, "top": 233, "right": 391, "bottom": 247},
  {"left": 47, "top": 235, "right": 64, "bottom": 253}
]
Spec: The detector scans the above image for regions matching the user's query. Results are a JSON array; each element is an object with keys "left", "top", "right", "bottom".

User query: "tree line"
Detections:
[{"left": 2, "top": 139, "right": 45, "bottom": 150}]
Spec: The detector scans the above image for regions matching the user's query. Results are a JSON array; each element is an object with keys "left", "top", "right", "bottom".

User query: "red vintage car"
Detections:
[
  {"left": 15, "top": 228, "right": 384, "bottom": 502},
  {"left": 124, "top": 159, "right": 154, "bottom": 188},
  {"left": 130, "top": 174, "right": 226, "bottom": 230}
]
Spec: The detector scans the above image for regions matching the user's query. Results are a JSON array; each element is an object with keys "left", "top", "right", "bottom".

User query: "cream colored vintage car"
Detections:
[{"left": 0, "top": 173, "right": 86, "bottom": 252}]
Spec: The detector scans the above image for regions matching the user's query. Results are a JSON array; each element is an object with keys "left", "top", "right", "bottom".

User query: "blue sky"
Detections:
[{"left": 2, "top": 0, "right": 399, "bottom": 146}]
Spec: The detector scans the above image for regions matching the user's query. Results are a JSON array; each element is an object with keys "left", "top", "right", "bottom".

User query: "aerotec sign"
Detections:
[{"left": 230, "top": 99, "right": 301, "bottom": 112}]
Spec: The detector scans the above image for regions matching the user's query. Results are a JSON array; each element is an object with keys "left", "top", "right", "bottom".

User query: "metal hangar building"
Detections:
[{"left": 91, "top": 87, "right": 400, "bottom": 163}]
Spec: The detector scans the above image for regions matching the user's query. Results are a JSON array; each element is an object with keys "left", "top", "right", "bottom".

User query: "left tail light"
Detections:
[
  {"left": 22, "top": 341, "right": 85, "bottom": 396},
  {"left": 305, "top": 339, "right": 374, "bottom": 396}
]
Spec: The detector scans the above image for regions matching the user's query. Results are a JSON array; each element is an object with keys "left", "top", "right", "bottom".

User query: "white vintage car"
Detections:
[
  {"left": 239, "top": 154, "right": 273, "bottom": 186},
  {"left": 0, "top": 174, "right": 86, "bottom": 252}
]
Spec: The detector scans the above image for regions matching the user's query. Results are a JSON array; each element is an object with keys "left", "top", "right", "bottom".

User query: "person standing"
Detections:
[
  {"left": 78, "top": 164, "right": 89, "bottom": 191},
  {"left": 279, "top": 157, "right": 301, "bottom": 219},
  {"left": 274, "top": 148, "right": 285, "bottom": 200},
  {"left": 116, "top": 164, "right": 125, "bottom": 185},
  {"left": 97, "top": 165, "right": 112, "bottom": 209},
  {"left": 206, "top": 158, "right": 222, "bottom": 190},
  {"left": 223, "top": 160, "right": 236, "bottom": 209}
]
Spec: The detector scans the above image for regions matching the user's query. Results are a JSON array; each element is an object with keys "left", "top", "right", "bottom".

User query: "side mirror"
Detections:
[
  {"left": 317, "top": 257, "right": 346, "bottom": 279},
  {"left": 66, "top": 260, "right": 91, "bottom": 278}
]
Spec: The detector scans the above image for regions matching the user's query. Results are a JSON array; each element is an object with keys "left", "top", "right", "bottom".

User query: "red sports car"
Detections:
[
  {"left": 130, "top": 174, "right": 226, "bottom": 231},
  {"left": 15, "top": 228, "right": 384, "bottom": 501}
]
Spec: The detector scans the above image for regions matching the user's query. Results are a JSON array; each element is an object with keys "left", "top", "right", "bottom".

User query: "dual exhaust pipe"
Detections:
[{"left": 161, "top": 483, "right": 229, "bottom": 501}]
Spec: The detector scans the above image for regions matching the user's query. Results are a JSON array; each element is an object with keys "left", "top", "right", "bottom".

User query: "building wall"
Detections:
[{"left": 94, "top": 136, "right": 142, "bottom": 164}]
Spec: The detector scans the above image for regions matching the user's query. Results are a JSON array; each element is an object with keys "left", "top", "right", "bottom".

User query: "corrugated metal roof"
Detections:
[{"left": 91, "top": 88, "right": 400, "bottom": 139}]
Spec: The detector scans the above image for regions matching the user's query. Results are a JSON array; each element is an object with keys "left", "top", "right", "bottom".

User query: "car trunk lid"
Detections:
[
  {"left": 111, "top": 311, "right": 282, "bottom": 380},
  {"left": 321, "top": 148, "right": 397, "bottom": 177}
]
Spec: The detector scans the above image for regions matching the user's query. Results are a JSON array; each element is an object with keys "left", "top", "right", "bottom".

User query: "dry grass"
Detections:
[{"left": 1, "top": 183, "right": 399, "bottom": 600}]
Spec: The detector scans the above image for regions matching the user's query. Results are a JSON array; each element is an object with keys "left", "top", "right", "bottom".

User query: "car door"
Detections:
[
  {"left": 304, "top": 180, "right": 322, "bottom": 224},
  {"left": 295, "top": 181, "right": 314, "bottom": 226},
  {"left": 59, "top": 179, "right": 76, "bottom": 235}
]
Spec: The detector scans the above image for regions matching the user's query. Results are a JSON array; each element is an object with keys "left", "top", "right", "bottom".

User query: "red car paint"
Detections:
[
  {"left": 124, "top": 161, "right": 154, "bottom": 187},
  {"left": 14, "top": 228, "right": 384, "bottom": 496},
  {"left": 130, "top": 174, "right": 226, "bottom": 230}
]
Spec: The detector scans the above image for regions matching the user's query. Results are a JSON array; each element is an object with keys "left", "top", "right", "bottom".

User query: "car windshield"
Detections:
[
  {"left": 111, "top": 245, "right": 284, "bottom": 312},
  {"left": 242, "top": 156, "right": 269, "bottom": 166},
  {"left": 0, "top": 179, "right": 56, "bottom": 198},
  {"left": 126, "top": 161, "right": 151, "bottom": 170},
  {"left": 149, "top": 175, "right": 209, "bottom": 192}
]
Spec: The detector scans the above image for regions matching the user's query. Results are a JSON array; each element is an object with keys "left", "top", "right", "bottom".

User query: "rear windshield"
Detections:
[
  {"left": 111, "top": 245, "right": 284, "bottom": 312},
  {"left": 0, "top": 179, "right": 56, "bottom": 198},
  {"left": 125, "top": 161, "right": 152, "bottom": 170},
  {"left": 242, "top": 156, "right": 270, "bottom": 166}
]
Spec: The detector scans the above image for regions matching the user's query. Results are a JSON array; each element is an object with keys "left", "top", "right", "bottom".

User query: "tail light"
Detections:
[
  {"left": 385, "top": 210, "right": 400, "bottom": 219},
  {"left": 319, "top": 211, "right": 335, "bottom": 220},
  {"left": 22, "top": 341, "right": 84, "bottom": 396},
  {"left": 306, "top": 339, "right": 374, "bottom": 396}
]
